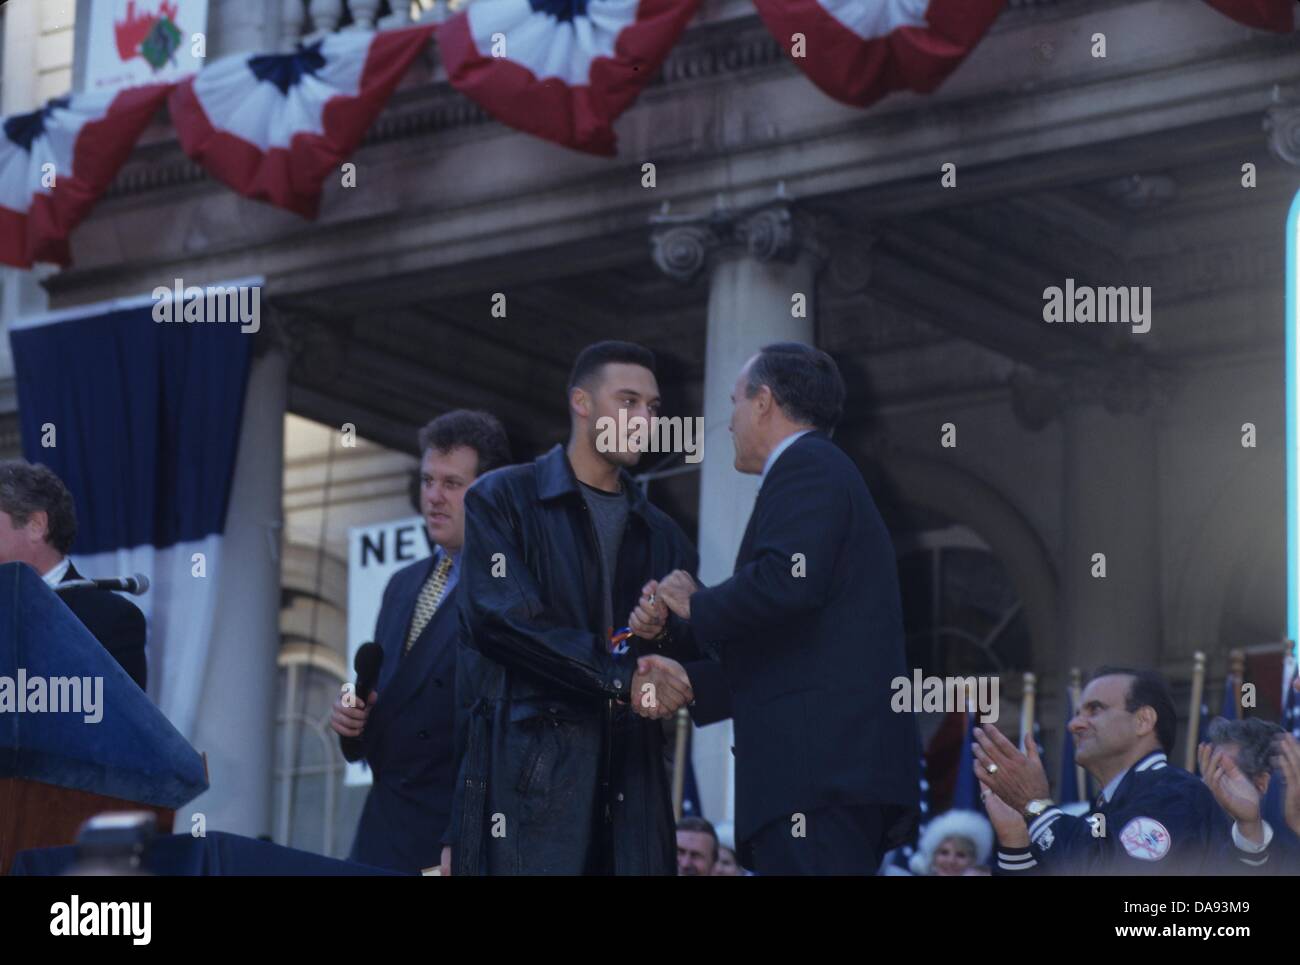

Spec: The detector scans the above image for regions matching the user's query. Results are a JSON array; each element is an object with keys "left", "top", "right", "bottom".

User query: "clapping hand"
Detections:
[
  {"left": 1199, "top": 742, "right": 1264, "bottom": 843},
  {"left": 1275, "top": 732, "right": 1300, "bottom": 837},
  {"left": 972, "top": 726, "right": 1051, "bottom": 813}
]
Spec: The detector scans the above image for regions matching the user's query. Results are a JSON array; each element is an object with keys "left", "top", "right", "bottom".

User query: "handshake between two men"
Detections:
[{"left": 624, "top": 570, "right": 700, "bottom": 722}]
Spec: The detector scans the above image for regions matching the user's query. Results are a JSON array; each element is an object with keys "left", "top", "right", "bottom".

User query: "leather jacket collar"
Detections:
[{"left": 534, "top": 443, "right": 652, "bottom": 519}]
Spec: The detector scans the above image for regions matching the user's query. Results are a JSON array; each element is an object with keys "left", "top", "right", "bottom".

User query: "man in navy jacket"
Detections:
[
  {"left": 330, "top": 410, "right": 510, "bottom": 873},
  {"left": 646, "top": 342, "right": 921, "bottom": 874}
]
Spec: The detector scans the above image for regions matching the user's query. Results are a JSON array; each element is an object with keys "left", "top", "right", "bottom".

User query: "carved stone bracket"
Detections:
[
  {"left": 1265, "top": 94, "right": 1300, "bottom": 168},
  {"left": 649, "top": 190, "right": 830, "bottom": 284},
  {"left": 1010, "top": 354, "right": 1172, "bottom": 431}
]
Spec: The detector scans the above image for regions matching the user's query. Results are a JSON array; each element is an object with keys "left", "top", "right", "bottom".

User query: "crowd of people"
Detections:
[
  {"left": 891, "top": 669, "right": 1300, "bottom": 876},
  {"left": 6, "top": 336, "right": 1298, "bottom": 876}
]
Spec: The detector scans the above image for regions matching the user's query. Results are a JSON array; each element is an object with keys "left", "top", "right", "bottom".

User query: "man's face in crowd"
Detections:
[
  {"left": 1070, "top": 674, "right": 1146, "bottom": 768},
  {"left": 932, "top": 837, "right": 975, "bottom": 876},
  {"left": 676, "top": 830, "right": 716, "bottom": 876},
  {"left": 712, "top": 846, "right": 742, "bottom": 876},
  {"left": 0, "top": 509, "right": 43, "bottom": 568},
  {"left": 581, "top": 362, "right": 661, "bottom": 469},
  {"left": 420, "top": 446, "right": 479, "bottom": 554},
  {"left": 729, "top": 356, "right": 767, "bottom": 474}
]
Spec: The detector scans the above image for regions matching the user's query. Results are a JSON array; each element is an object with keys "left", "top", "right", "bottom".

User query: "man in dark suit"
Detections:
[
  {"left": 645, "top": 342, "right": 921, "bottom": 874},
  {"left": 329, "top": 410, "right": 510, "bottom": 874},
  {"left": 0, "top": 460, "right": 147, "bottom": 690}
]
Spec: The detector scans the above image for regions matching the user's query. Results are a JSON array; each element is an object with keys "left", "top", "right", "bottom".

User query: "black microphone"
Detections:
[
  {"left": 341, "top": 642, "right": 383, "bottom": 763},
  {"left": 353, "top": 641, "right": 383, "bottom": 709},
  {"left": 54, "top": 573, "right": 150, "bottom": 595}
]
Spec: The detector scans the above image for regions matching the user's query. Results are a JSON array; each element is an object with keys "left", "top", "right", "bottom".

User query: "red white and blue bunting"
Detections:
[
  {"left": 749, "top": 0, "right": 1006, "bottom": 107},
  {"left": 0, "top": 1, "right": 1294, "bottom": 268},
  {"left": 438, "top": 0, "right": 703, "bottom": 155},
  {"left": 1203, "top": 0, "right": 1295, "bottom": 33},
  {"left": 169, "top": 24, "right": 435, "bottom": 218},
  {"left": 0, "top": 85, "right": 173, "bottom": 268}
]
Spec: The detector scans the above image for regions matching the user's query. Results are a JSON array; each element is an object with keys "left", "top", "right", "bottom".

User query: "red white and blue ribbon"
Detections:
[
  {"left": 0, "top": 85, "right": 172, "bottom": 268},
  {"left": 438, "top": 0, "right": 703, "bottom": 156},
  {"left": 750, "top": 0, "right": 1006, "bottom": 108},
  {"left": 1202, "top": 0, "right": 1296, "bottom": 32},
  {"left": 169, "top": 24, "right": 435, "bottom": 218}
]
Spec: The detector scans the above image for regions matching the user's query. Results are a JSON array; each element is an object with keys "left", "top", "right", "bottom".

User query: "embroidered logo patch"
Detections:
[{"left": 1119, "top": 816, "right": 1171, "bottom": 860}]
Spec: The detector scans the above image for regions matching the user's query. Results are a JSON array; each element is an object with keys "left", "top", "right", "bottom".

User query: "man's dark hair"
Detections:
[
  {"left": 416, "top": 410, "right": 511, "bottom": 477},
  {"left": 568, "top": 340, "right": 656, "bottom": 393},
  {"left": 0, "top": 460, "right": 77, "bottom": 555},
  {"left": 676, "top": 816, "right": 719, "bottom": 861},
  {"left": 1205, "top": 717, "right": 1284, "bottom": 781},
  {"left": 744, "top": 342, "right": 845, "bottom": 432},
  {"left": 1087, "top": 666, "right": 1177, "bottom": 754}
]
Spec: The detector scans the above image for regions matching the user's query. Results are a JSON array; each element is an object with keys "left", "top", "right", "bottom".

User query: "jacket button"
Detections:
[
  {"left": 548, "top": 706, "right": 559, "bottom": 714},
  {"left": 418, "top": 730, "right": 429, "bottom": 740},
  {"left": 613, "top": 680, "right": 623, "bottom": 690},
  {"left": 616, "top": 792, "right": 624, "bottom": 802}
]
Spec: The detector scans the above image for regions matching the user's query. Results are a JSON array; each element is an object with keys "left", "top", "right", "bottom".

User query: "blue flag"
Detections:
[
  {"left": 1059, "top": 691, "right": 1079, "bottom": 803},
  {"left": 1221, "top": 673, "right": 1239, "bottom": 720},
  {"left": 953, "top": 709, "right": 984, "bottom": 815}
]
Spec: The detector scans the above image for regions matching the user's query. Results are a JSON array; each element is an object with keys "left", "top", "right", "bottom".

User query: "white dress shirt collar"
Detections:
[
  {"left": 42, "top": 556, "right": 71, "bottom": 588},
  {"left": 760, "top": 429, "right": 813, "bottom": 486}
]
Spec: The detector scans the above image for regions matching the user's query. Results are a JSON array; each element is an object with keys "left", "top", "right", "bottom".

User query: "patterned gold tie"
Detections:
[{"left": 404, "top": 555, "right": 453, "bottom": 655}]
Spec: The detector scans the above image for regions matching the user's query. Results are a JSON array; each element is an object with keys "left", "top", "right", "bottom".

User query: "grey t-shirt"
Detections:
[{"left": 580, "top": 481, "right": 629, "bottom": 636}]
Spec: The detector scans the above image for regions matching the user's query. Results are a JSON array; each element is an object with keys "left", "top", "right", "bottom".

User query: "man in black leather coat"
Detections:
[{"left": 449, "top": 341, "right": 702, "bottom": 875}]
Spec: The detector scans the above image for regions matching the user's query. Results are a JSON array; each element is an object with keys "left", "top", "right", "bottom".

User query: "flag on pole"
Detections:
[
  {"left": 437, "top": 0, "right": 703, "bottom": 156},
  {"left": 952, "top": 704, "right": 984, "bottom": 814},
  {"left": 0, "top": 85, "right": 173, "bottom": 268},
  {"left": 1059, "top": 691, "right": 1079, "bottom": 804},
  {"left": 1221, "top": 671, "right": 1239, "bottom": 720},
  {"left": 1195, "top": 693, "right": 1213, "bottom": 775},
  {"left": 750, "top": 0, "right": 1006, "bottom": 108},
  {"left": 169, "top": 25, "right": 434, "bottom": 217}
]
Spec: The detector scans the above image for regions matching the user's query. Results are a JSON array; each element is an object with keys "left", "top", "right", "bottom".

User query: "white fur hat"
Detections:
[{"left": 908, "top": 809, "right": 994, "bottom": 875}]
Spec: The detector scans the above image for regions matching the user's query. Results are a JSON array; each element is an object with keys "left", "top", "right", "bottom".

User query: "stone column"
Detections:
[
  {"left": 186, "top": 335, "right": 287, "bottom": 838},
  {"left": 651, "top": 195, "right": 825, "bottom": 827},
  {"left": 1058, "top": 363, "right": 1163, "bottom": 673}
]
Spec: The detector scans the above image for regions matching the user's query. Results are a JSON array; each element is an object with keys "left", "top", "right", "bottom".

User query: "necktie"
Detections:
[{"left": 404, "top": 555, "right": 453, "bottom": 655}]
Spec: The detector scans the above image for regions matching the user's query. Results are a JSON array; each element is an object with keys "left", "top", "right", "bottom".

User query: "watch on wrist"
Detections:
[{"left": 1022, "top": 798, "right": 1054, "bottom": 822}]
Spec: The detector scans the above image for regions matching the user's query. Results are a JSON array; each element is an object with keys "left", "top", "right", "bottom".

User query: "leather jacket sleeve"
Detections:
[{"left": 461, "top": 480, "right": 634, "bottom": 700}]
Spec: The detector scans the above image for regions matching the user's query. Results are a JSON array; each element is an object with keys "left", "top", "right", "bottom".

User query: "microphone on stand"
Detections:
[{"left": 54, "top": 573, "right": 150, "bottom": 596}]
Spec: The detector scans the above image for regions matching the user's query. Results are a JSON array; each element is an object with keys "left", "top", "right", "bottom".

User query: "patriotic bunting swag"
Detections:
[
  {"left": 438, "top": 0, "right": 703, "bottom": 155},
  {"left": 0, "top": 84, "right": 173, "bottom": 268},
  {"left": 750, "top": 0, "right": 1007, "bottom": 108},
  {"left": 169, "top": 24, "right": 435, "bottom": 218},
  {"left": 1203, "top": 0, "right": 1295, "bottom": 33},
  {"left": 0, "top": 1, "right": 1295, "bottom": 268}
]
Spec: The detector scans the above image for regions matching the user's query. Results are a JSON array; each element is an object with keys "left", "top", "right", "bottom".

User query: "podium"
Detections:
[{"left": 0, "top": 562, "right": 208, "bottom": 873}]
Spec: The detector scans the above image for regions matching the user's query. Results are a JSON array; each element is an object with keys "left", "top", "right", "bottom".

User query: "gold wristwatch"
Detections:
[{"left": 1022, "top": 799, "right": 1053, "bottom": 821}]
